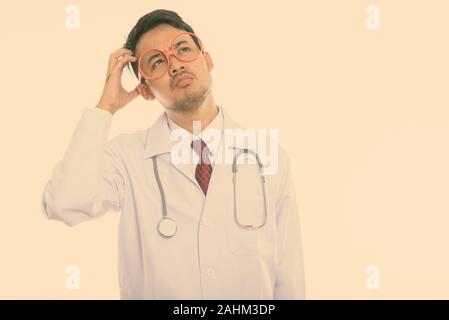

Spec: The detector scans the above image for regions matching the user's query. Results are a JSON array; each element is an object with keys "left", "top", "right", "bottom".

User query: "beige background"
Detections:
[{"left": 1, "top": 0, "right": 448, "bottom": 299}]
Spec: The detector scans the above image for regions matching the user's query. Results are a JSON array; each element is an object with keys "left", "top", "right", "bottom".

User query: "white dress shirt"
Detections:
[{"left": 166, "top": 105, "right": 223, "bottom": 184}]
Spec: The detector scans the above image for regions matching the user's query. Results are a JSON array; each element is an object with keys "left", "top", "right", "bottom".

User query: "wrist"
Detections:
[{"left": 95, "top": 104, "right": 115, "bottom": 115}]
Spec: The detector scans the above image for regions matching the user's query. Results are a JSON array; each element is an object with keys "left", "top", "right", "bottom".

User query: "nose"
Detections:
[{"left": 168, "top": 54, "right": 186, "bottom": 77}]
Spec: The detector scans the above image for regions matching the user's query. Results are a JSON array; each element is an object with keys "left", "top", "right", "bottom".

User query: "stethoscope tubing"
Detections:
[{"left": 152, "top": 145, "right": 268, "bottom": 237}]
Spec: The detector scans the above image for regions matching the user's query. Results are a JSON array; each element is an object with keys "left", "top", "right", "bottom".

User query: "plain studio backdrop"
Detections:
[{"left": 0, "top": 0, "right": 449, "bottom": 299}]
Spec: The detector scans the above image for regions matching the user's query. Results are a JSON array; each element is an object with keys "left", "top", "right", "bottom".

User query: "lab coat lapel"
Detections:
[
  {"left": 143, "top": 107, "right": 252, "bottom": 195},
  {"left": 143, "top": 112, "right": 202, "bottom": 190},
  {"left": 199, "top": 107, "right": 251, "bottom": 216}
]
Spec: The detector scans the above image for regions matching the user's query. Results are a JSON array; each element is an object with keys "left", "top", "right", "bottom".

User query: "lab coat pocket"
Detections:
[{"left": 226, "top": 163, "right": 266, "bottom": 256}]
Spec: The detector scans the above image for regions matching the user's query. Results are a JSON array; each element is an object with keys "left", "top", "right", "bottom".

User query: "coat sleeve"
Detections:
[
  {"left": 41, "top": 107, "right": 125, "bottom": 227},
  {"left": 273, "top": 149, "right": 306, "bottom": 299}
]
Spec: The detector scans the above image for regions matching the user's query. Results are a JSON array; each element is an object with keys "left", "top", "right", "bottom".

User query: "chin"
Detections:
[{"left": 169, "top": 86, "right": 210, "bottom": 113}]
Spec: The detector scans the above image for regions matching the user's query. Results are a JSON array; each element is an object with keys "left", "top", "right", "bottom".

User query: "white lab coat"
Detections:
[{"left": 41, "top": 105, "right": 305, "bottom": 299}]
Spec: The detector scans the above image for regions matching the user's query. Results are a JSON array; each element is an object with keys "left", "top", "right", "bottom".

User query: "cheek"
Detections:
[
  {"left": 150, "top": 78, "right": 172, "bottom": 96},
  {"left": 193, "top": 65, "right": 210, "bottom": 84},
  {"left": 200, "top": 60, "right": 213, "bottom": 82}
]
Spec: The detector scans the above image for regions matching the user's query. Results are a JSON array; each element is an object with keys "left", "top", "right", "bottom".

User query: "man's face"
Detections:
[{"left": 134, "top": 24, "right": 214, "bottom": 112}]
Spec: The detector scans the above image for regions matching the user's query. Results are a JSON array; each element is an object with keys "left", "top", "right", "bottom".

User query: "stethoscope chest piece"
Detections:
[{"left": 158, "top": 217, "right": 177, "bottom": 238}]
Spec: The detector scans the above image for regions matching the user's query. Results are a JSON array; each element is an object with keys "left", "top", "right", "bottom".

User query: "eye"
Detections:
[
  {"left": 152, "top": 58, "right": 165, "bottom": 69},
  {"left": 179, "top": 47, "right": 191, "bottom": 54}
]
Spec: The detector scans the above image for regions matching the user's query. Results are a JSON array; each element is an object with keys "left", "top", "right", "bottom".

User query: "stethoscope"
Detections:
[{"left": 152, "top": 147, "right": 268, "bottom": 238}]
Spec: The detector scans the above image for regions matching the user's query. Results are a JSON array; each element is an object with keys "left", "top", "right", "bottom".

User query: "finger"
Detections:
[
  {"left": 112, "top": 54, "right": 137, "bottom": 74},
  {"left": 109, "top": 48, "right": 133, "bottom": 63},
  {"left": 106, "top": 55, "right": 137, "bottom": 82},
  {"left": 107, "top": 48, "right": 134, "bottom": 75}
]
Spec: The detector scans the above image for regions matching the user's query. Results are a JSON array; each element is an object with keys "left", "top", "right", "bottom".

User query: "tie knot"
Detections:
[
  {"left": 191, "top": 138, "right": 208, "bottom": 154},
  {"left": 191, "top": 138, "right": 212, "bottom": 165}
]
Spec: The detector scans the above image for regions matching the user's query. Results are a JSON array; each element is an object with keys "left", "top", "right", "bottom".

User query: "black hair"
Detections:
[{"left": 123, "top": 9, "right": 195, "bottom": 80}]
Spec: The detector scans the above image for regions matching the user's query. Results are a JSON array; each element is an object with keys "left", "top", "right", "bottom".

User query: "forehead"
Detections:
[{"left": 135, "top": 24, "right": 187, "bottom": 57}]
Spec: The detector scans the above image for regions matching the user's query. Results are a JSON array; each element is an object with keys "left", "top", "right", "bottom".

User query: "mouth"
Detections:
[{"left": 175, "top": 76, "right": 194, "bottom": 88}]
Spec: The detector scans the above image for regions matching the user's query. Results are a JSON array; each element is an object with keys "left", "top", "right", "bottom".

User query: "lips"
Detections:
[{"left": 175, "top": 76, "right": 194, "bottom": 88}]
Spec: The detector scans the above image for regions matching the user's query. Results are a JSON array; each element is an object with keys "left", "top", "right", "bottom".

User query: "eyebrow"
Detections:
[
  {"left": 173, "top": 39, "right": 188, "bottom": 48},
  {"left": 146, "top": 39, "right": 190, "bottom": 63},
  {"left": 148, "top": 52, "right": 162, "bottom": 64}
]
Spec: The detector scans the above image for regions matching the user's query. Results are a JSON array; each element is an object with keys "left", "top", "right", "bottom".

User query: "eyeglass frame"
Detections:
[{"left": 137, "top": 31, "right": 205, "bottom": 82}]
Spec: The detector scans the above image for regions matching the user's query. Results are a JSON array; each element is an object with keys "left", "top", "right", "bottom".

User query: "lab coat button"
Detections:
[
  {"left": 203, "top": 219, "right": 210, "bottom": 226},
  {"left": 207, "top": 267, "right": 216, "bottom": 278}
]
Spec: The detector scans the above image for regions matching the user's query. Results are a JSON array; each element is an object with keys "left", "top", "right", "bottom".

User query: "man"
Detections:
[{"left": 41, "top": 9, "right": 305, "bottom": 299}]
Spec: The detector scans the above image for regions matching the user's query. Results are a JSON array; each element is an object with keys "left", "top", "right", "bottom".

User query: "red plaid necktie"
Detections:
[{"left": 191, "top": 139, "right": 213, "bottom": 195}]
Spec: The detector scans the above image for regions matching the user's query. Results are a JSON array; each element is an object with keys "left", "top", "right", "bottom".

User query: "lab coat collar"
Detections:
[
  {"left": 167, "top": 105, "right": 224, "bottom": 162},
  {"left": 143, "top": 105, "right": 256, "bottom": 159},
  {"left": 143, "top": 111, "right": 173, "bottom": 159}
]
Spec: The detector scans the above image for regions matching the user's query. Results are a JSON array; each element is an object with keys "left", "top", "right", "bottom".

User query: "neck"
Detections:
[{"left": 165, "top": 94, "right": 219, "bottom": 134}]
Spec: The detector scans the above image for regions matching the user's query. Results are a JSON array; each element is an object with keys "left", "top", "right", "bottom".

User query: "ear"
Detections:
[
  {"left": 203, "top": 51, "right": 214, "bottom": 72},
  {"left": 136, "top": 81, "right": 155, "bottom": 101}
]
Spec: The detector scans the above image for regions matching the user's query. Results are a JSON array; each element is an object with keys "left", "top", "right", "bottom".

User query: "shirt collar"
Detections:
[
  {"left": 143, "top": 105, "right": 256, "bottom": 159},
  {"left": 166, "top": 105, "right": 224, "bottom": 157}
]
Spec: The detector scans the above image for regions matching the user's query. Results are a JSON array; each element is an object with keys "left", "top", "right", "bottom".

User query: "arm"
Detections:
[
  {"left": 273, "top": 151, "right": 306, "bottom": 299},
  {"left": 41, "top": 107, "right": 125, "bottom": 226},
  {"left": 41, "top": 47, "right": 142, "bottom": 227}
]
